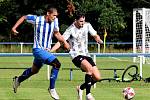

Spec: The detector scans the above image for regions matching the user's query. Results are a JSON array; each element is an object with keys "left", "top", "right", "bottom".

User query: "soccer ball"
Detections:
[{"left": 122, "top": 87, "right": 135, "bottom": 100}]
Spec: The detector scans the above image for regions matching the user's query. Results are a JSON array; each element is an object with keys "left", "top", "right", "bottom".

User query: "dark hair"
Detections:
[
  {"left": 46, "top": 5, "right": 57, "bottom": 13},
  {"left": 74, "top": 11, "right": 85, "bottom": 20}
]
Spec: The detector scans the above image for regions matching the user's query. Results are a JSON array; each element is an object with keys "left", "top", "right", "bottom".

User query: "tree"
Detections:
[
  {"left": 2, "top": 0, "right": 150, "bottom": 43},
  {"left": 98, "top": 0, "right": 126, "bottom": 32},
  {"left": 73, "top": 0, "right": 126, "bottom": 40}
]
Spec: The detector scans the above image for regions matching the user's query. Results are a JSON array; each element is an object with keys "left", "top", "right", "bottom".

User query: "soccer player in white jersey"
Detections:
[
  {"left": 11, "top": 6, "right": 69, "bottom": 100},
  {"left": 51, "top": 12, "right": 103, "bottom": 100}
]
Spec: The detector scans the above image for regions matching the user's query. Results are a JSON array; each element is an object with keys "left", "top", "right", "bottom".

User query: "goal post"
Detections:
[{"left": 133, "top": 8, "right": 150, "bottom": 63}]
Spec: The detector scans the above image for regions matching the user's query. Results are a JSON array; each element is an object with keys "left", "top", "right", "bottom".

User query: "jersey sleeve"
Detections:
[
  {"left": 26, "top": 14, "right": 37, "bottom": 24},
  {"left": 88, "top": 23, "right": 97, "bottom": 36},
  {"left": 63, "top": 28, "right": 72, "bottom": 40},
  {"left": 53, "top": 18, "right": 59, "bottom": 32}
]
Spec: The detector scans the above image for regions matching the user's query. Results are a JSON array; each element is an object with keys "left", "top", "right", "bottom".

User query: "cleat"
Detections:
[
  {"left": 86, "top": 93, "right": 95, "bottom": 100},
  {"left": 76, "top": 86, "right": 83, "bottom": 100},
  {"left": 48, "top": 88, "right": 60, "bottom": 100},
  {"left": 13, "top": 76, "right": 20, "bottom": 93}
]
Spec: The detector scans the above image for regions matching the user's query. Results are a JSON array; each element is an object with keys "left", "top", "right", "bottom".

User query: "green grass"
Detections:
[{"left": 0, "top": 56, "right": 150, "bottom": 100}]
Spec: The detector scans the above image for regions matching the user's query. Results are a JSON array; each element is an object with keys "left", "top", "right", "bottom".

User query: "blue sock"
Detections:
[
  {"left": 18, "top": 68, "right": 33, "bottom": 83},
  {"left": 50, "top": 67, "right": 59, "bottom": 89}
]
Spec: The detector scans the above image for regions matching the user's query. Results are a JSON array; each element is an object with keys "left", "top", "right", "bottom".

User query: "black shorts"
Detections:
[{"left": 72, "top": 55, "right": 96, "bottom": 68}]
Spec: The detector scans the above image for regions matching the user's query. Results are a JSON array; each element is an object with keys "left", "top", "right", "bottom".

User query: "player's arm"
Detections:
[
  {"left": 50, "top": 42, "right": 61, "bottom": 52},
  {"left": 12, "top": 16, "right": 27, "bottom": 35},
  {"left": 53, "top": 31, "right": 70, "bottom": 51},
  {"left": 51, "top": 19, "right": 71, "bottom": 52},
  {"left": 88, "top": 23, "right": 103, "bottom": 44},
  {"left": 93, "top": 34, "right": 103, "bottom": 44}
]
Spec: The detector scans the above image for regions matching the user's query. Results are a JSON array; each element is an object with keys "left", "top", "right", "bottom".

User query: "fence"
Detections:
[
  {"left": 0, "top": 42, "right": 133, "bottom": 53},
  {"left": 0, "top": 42, "right": 33, "bottom": 53},
  {"left": 0, "top": 52, "right": 149, "bottom": 80}
]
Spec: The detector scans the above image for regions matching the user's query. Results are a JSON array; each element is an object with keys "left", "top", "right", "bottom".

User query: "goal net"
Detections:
[{"left": 133, "top": 8, "right": 150, "bottom": 64}]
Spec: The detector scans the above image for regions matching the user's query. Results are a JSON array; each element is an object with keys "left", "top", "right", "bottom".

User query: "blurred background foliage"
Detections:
[{"left": 0, "top": 0, "right": 150, "bottom": 43}]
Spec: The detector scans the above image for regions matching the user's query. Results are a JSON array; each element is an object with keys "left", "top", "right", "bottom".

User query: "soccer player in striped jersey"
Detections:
[
  {"left": 11, "top": 6, "right": 69, "bottom": 100},
  {"left": 51, "top": 12, "right": 103, "bottom": 100}
]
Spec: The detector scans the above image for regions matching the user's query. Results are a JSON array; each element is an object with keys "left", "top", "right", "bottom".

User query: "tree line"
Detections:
[{"left": 0, "top": 0, "right": 150, "bottom": 43}]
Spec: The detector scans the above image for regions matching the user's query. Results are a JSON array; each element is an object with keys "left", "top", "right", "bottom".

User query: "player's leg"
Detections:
[
  {"left": 76, "top": 85, "right": 83, "bottom": 100},
  {"left": 85, "top": 56, "right": 101, "bottom": 81},
  {"left": 72, "top": 55, "right": 86, "bottom": 100},
  {"left": 80, "top": 56, "right": 100, "bottom": 100},
  {"left": 18, "top": 63, "right": 42, "bottom": 82},
  {"left": 72, "top": 55, "right": 94, "bottom": 100},
  {"left": 78, "top": 67, "right": 100, "bottom": 88},
  {"left": 16, "top": 48, "right": 44, "bottom": 83},
  {"left": 84, "top": 56, "right": 101, "bottom": 86},
  {"left": 44, "top": 51, "right": 61, "bottom": 99},
  {"left": 76, "top": 73, "right": 93, "bottom": 100},
  {"left": 13, "top": 48, "right": 44, "bottom": 93},
  {"left": 91, "top": 66, "right": 101, "bottom": 81},
  {"left": 84, "top": 66, "right": 100, "bottom": 100},
  {"left": 13, "top": 62, "right": 42, "bottom": 93},
  {"left": 80, "top": 59, "right": 95, "bottom": 100},
  {"left": 47, "top": 58, "right": 61, "bottom": 89}
]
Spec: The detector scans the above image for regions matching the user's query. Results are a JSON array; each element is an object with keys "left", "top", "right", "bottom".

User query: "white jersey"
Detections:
[
  {"left": 63, "top": 22, "right": 97, "bottom": 59},
  {"left": 26, "top": 14, "right": 59, "bottom": 49}
]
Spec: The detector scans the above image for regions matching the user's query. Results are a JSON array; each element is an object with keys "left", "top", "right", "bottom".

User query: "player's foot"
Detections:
[
  {"left": 76, "top": 86, "right": 83, "bottom": 100},
  {"left": 13, "top": 76, "right": 20, "bottom": 93},
  {"left": 48, "top": 88, "right": 60, "bottom": 100},
  {"left": 86, "top": 93, "right": 95, "bottom": 100}
]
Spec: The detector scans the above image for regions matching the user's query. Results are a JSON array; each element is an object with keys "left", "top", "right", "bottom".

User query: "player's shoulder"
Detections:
[
  {"left": 26, "top": 14, "right": 38, "bottom": 22},
  {"left": 83, "top": 22, "right": 93, "bottom": 29},
  {"left": 26, "top": 14, "right": 37, "bottom": 17},
  {"left": 84, "top": 22, "right": 91, "bottom": 26},
  {"left": 66, "top": 24, "right": 75, "bottom": 31},
  {"left": 53, "top": 18, "right": 58, "bottom": 23},
  {"left": 54, "top": 17, "right": 58, "bottom": 21}
]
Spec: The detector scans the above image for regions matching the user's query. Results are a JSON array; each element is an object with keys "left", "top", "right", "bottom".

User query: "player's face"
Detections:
[
  {"left": 76, "top": 17, "right": 85, "bottom": 28},
  {"left": 47, "top": 11, "right": 58, "bottom": 22}
]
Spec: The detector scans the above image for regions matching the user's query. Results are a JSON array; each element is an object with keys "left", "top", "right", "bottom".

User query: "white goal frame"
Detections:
[{"left": 133, "top": 8, "right": 150, "bottom": 63}]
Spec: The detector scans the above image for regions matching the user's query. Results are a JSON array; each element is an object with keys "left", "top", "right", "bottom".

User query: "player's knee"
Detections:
[
  {"left": 31, "top": 64, "right": 40, "bottom": 74},
  {"left": 91, "top": 67, "right": 101, "bottom": 81},
  {"left": 32, "top": 70, "right": 39, "bottom": 74},
  {"left": 95, "top": 75, "right": 101, "bottom": 81},
  {"left": 92, "top": 71, "right": 101, "bottom": 81},
  {"left": 51, "top": 58, "right": 61, "bottom": 69},
  {"left": 93, "top": 74, "right": 101, "bottom": 81}
]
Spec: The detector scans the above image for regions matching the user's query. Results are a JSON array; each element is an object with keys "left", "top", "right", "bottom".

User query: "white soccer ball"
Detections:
[{"left": 122, "top": 87, "right": 135, "bottom": 100}]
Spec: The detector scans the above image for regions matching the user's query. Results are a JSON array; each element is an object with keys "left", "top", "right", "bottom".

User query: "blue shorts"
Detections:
[{"left": 33, "top": 48, "right": 56, "bottom": 68}]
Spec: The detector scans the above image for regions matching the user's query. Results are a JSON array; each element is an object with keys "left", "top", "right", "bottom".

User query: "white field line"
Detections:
[{"left": 110, "top": 57, "right": 130, "bottom": 61}]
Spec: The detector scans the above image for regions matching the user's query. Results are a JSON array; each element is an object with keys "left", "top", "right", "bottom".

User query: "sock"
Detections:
[
  {"left": 50, "top": 67, "right": 59, "bottom": 89},
  {"left": 85, "top": 74, "right": 92, "bottom": 95},
  {"left": 91, "top": 78, "right": 97, "bottom": 86},
  {"left": 80, "top": 83, "right": 86, "bottom": 90},
  {"left": 18, "top": 68, "right": 33, "bottom": 83},
  {"left": 80, "top": 78, "right": 97, "bottom": 90}
]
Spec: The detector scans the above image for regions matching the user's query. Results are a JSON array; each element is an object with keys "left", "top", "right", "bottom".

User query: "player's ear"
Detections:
[{"left": 47, "top": 12, "right": 49, "bottom": 15}]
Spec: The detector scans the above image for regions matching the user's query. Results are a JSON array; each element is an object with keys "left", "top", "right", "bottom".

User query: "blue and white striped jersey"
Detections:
[{"left": 26, "top": 14, "right": 59, "bottom": 49}]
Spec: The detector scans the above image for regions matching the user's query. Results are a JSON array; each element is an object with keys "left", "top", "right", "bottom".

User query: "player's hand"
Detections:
[
  {"left": 11, "top": 28, "right": 19, "bottom": 35},
  {"left": 97, "top": 39, "right": 103, "bottom": 44},
  {"left": 45, "top": 48, "right": 51, "bottom": 52}
]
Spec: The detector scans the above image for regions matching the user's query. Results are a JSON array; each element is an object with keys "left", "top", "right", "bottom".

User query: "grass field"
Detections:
[{"left": 0, "top": 56, "right": 150, "bottom": 100}]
